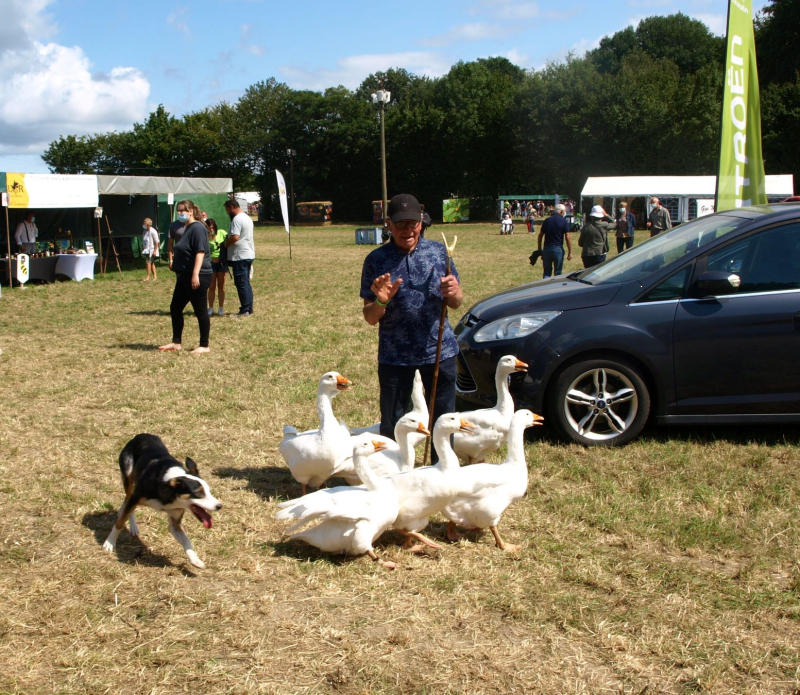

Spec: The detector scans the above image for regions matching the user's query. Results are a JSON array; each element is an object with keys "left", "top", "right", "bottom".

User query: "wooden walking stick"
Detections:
[{"left": 422, "top": 231, "right": 458, "bottom": 466}]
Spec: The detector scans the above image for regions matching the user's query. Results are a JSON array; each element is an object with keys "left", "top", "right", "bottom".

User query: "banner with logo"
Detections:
[
  {"left": 275, "top": 170, "right": 290, "bottom": 233},
  {"left": 5, "top": 173, "right": 99, "bottom": 209},
  {"left": 716, "top": 0, "right": 766, "bottom": 211},
  {"left": 16, "top": 254, "right": 29, "bottom": 285}
]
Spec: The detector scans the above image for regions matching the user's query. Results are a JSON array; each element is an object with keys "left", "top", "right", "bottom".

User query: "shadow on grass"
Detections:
[
  {"left": 268, "top": 537, "right": 352, "bottom": 566},
  {"left": 115, "top": 343, "right": 162, "bottom": 351},
  {"left": 530, "top": 421, "right": 800, "bottom": 448},
  {"left": 81, "top": 510, "right": 197, "bottom": 576},
  {"left": 127, "top": 309, "right": 171, "bottom": 316},
  {"left": 268, "top": 534, "right": 411, "bottom": 566},
  {"left": 214, "top": 464, "right": 357, "bottom": 503},
  {"left": 643, "top": 422, "right": 800, "bottom": 447}
]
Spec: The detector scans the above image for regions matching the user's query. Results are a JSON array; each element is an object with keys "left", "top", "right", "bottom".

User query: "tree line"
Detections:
[{"left": 43, "top": 6, "right": 799, "bottom": 221}]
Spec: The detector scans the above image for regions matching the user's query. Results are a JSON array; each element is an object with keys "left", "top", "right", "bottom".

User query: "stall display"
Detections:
[{"left": 1, "top": 252, "right": 98, "bottom": 284}]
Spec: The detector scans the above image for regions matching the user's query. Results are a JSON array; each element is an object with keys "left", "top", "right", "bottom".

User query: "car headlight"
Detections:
[{"left": 473, "top": 312, "right": 561, "bottom": 343}]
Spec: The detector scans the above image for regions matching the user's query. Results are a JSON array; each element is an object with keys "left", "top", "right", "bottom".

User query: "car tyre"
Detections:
[{"left": 549, "top": 358, "right": 650, "bottom": 446}]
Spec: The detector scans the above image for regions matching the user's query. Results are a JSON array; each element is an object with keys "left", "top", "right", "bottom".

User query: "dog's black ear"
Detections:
[{"left": 185, "top": 457, "right": 199, "bottom": 476}]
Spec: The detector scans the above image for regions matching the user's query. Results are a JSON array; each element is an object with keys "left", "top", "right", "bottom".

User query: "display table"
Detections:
[
  {"left": 55, "top": 253, "right": 97, "bottom": 282},
  {"left": 1, "top": 256, "right": 58, "bottom": 284},
  {"left": 0, "top": 254, "right": 97, "bottom": 284}
]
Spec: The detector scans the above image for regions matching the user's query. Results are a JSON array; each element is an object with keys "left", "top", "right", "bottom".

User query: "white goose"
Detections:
[
  {"left": 278, "top": 372, "right": 353, "bottom": 494},
  {"left": 452, "top": 355, "right": 529, "bottom": 464},
  {"left": 390, "top": 413, "right": 476, "bottom": 551},
  {"left": 336, "top": 413, "right": 431, "bottom": 484},
  {"left": 275, "top": 440, "right": 400, "bottom": 569},
  {"left": 349, "top": 370, "right": 429, "bottom": 449},
  {"left": 444, "top": 409, "right": 544, "bottom": 551}
]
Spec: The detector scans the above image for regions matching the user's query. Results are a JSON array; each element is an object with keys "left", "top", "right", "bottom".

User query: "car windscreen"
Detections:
[{"left": 575, "top": 214, "right": 749, "bottom": 285}]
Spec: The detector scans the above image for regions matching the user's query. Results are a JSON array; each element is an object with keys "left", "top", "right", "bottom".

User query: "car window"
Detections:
[
  {"left": 705, "top": 223, "right": 800, "bottom": 293},
  {"left": 579, "top": 214, "right": 748, "bottom": 285},
  {"left": 637, "top": 266, "right": 691, "bottom": 302}
]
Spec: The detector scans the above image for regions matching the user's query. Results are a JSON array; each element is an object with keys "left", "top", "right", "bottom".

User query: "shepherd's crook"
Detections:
[{"left": 423, "top": 232, "right": 458, "bottom": 465}]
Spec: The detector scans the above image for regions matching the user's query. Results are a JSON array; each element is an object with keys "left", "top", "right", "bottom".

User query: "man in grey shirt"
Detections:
[
  {"left": 647, "top": 197, "right": 672, "bottom": 238},
  {"left": 224, "top": 199, "right": 256, "bottom": 316}
]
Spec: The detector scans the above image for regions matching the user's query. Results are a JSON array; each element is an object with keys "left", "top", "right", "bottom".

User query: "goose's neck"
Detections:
[
  {"left": 504, "top": 418, "right": 528, "bottom": 466},
  {"left": 433, "top": 429, "right": 460, "bottom": 472},
  {"left": 396, "top": 431, "right": 415, "bottom": 473},
  {"left": 495, "top": 370, "right": 514, "bottom": 416},
  {"left": 353, "top": 453, "right": 381, "bottom": 491},
  {"left": 316, "top": 390, "right": 338, "bottom": 430}
]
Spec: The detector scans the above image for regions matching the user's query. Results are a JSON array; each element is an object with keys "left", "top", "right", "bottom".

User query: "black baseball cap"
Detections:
[{"left": 387, "top": 194, "right": 422, "bottom": 223}]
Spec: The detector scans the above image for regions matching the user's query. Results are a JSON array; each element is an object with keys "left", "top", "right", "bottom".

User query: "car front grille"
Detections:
[{"left": 456, "top": 355, "right": 477, "bottom": 392}]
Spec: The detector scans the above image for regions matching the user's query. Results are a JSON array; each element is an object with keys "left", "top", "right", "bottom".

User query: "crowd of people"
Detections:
[{"left": 503, "top": 199, "right": 577, "bottom": 235}]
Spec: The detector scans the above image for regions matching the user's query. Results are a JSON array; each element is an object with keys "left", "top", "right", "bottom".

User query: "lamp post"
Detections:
[
  {"left": 371, "top": 89, "right": 391, "bottom": 224},
  {"left": 286, "top": 148, "right": 296, "bottom": 224}
]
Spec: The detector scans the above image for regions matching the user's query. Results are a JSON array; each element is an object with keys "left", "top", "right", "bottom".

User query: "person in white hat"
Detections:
[{"left": 578, "top": 205, "right": 615, "bottom": 268}]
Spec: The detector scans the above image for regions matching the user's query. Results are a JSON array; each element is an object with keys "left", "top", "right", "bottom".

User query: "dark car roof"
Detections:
[{"left": 723, "top": 202, "right": 800, "bottom": 221}]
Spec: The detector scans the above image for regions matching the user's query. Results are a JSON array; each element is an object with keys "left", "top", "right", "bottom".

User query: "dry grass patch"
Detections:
[{"left": 0, "top": 223, "right": 798, "bottom": 693}]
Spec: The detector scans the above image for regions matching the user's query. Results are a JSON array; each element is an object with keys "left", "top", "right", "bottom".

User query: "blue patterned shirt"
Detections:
[{"left": 360, "top": 237, "right": 460, "bottom": 366}]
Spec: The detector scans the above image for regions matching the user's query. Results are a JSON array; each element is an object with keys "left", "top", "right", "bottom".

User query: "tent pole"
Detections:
[
  {"left": 96, "top": 215, "right": 104, "bottom": 277},
  {"left": 4, "top": 205, "right": 11, "bottom": 287}
]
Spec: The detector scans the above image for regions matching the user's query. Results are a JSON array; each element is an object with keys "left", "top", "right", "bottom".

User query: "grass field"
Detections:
[{"left": 0, "top": 221, "right": 798, "bottom": 694}]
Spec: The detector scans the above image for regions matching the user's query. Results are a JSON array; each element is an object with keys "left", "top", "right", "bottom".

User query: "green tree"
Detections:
[{"left": 756, "top": 0, "right": 800, "bottom": 85}]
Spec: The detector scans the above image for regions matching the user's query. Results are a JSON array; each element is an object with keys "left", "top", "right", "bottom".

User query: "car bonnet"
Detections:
[{"left": 464, "top": 276, "right": 621, "bottom": 324}]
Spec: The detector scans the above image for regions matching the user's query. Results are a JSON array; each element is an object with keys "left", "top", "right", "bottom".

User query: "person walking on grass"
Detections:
[
  {"left": 647, "top": 197, "right": 671, "bottom": 238},
  {"left": 223, "top": 198, "right": 255, "bottom": 317},
  {"left": 578, "top": 205, "right": 614, "bottom": 269},
  {"left": 537, "top": 204, "right": 572, "bottom": 278},
  {"left": 159, "top": 200, "right": 212, "bottom": 354},
  {"left": 616, "top": 204, "right": 636, "bottom": 253},
  {"left": 141, "top": 217, "right": 159, "bottom": 282},
  {"left": 206, "top": 218, "right": 227, "bottom": 316}
]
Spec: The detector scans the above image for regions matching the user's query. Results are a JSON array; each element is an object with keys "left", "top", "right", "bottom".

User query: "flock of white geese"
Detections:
[{"left": 276, "top": 355, "right": 543, "bottom": 569}]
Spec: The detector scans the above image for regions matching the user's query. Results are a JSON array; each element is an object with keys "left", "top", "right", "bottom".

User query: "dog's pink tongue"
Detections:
[{"left": 191, "top": 505, "right": 213, "bottom": 529}]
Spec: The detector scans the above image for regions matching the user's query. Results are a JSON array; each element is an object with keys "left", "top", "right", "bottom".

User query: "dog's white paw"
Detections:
[
  {"left": 186, "top": 551, "right": 205, "bottom": 569},
  {"left": 102, "top": 539, "right": 115, "bottom": 553}
]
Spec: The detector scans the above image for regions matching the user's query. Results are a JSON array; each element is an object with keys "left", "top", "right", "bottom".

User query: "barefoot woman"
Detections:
[{"left": 159, "top": 200, "right": 212, "bottom": 354}]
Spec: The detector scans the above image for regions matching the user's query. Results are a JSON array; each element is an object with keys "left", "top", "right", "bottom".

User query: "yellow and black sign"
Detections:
[{"left": 6, "top": 173, "right": 29, "bottom": 209}]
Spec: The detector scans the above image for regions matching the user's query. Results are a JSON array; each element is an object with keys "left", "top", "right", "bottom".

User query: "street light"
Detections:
[
  {"left": 371, "top": 89, "right": 391, "bottom": 225},
  {"left": 286, "top": 149, "right": 296, "bottom": 224}
]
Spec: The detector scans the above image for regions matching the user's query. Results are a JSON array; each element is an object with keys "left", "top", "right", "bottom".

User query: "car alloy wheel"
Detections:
[{"left": 550, "top": 358, "right": 650, "bottom": 446}]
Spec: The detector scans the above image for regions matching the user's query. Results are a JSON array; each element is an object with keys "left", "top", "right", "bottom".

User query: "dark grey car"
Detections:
[{"left": 455, "top": 203, "right": 800, "bottom": 445}]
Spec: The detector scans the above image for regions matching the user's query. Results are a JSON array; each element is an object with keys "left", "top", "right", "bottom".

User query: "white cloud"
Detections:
[
  {"left": 420, "top": 22, "right": 505, "bottom": 48},
  {"left": 505, "top": 48, "right": 531, "bottom": 68},
  {"left": 626, "top": 0, "right": 674, "bottom": 7},
  {"left": 280, "top": 51, "right": 452, "bottom": 91},
  {"left": 690, "top": 12, "right": 727, "bottom": 35},
  {"left": 240, "top": 23, "right": 267, "bottom": 57},
  {"left": 0, "top": 0, "right": 150, "bottom": 156},
  {"left": 167, "top": 7, "right": 190, "bottom": 37},
  {"left": 473, "top": 0, "right": 540, "bottom": 20}
]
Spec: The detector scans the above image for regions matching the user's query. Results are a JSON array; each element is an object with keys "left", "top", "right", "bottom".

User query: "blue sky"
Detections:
[{"left": 0, "top": 0, "right": 765, "bottom": 174}]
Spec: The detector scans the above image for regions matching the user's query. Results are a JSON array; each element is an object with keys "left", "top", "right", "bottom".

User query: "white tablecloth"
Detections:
[{"left": 55, "top": 254, "right": 97, "bottom": 282}]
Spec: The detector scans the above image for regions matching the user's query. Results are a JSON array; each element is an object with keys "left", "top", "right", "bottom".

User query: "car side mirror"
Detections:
[{"left": 695, "top": 270, "right": 741, "bottom": 297}]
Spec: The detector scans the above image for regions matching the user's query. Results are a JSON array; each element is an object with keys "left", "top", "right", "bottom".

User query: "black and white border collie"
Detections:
[{"left": 103, "top": 433, "right": 222, "bottom": 569}]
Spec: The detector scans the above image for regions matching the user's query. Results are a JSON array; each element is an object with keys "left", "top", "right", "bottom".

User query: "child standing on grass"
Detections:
[
  {"left": 142, "top": 218, "right": 159, "bottom": 282},
  {"left": 207, "top": 218, "right": 227, "bottom": 316}
]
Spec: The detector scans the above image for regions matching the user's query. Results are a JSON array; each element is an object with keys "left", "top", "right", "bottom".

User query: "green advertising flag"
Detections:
[{"left": 716, "top": 0, "right": 767, "bottom": 211}]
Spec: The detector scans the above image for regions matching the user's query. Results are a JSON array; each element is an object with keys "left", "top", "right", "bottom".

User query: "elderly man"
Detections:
[
  {"left": 537, "top": 203, "right": 572, "bottom": 278},
  {"left": 647, "top": 197, "right": 672, "bottom": 237},
  {"left": 14, "top": 211, "right": 38, "bottom": 254},
  {"left": 224, "top": 198, "right": 256, "bottom": 316},
  {"left": 361, "top": 194, "right": 463, "bottom": 446}
]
